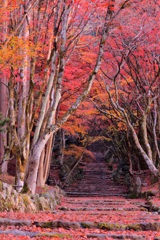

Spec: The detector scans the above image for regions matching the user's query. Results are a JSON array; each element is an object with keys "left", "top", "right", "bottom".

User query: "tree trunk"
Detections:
[
  {"left": 60, "top": 129, "right": 65, "bottom": 166},
  {"left": 0, "top": 81, "right": 8, "bottom": 173},
  {"left": 107, "top": 89, "right": 159, "bottom": 177},
  {"left": 24, "top": 141, "right": 46, "bottom": 193},
  {"left": 15, "top": 1, "right": 30, "bottom": 191},
  {"left": 15, "top": 156, "right": 25, "bottom": 192},
  {"left": 0, "top": 0, "right": 8, "bottom": 173},
  {"left": 37, "top": 133, "right": 54, "bottom": 187},
  {"left": 129, "top": 123, "right": 158, "bottom": 176},
  {"left": 37, "top": 149, "right": 45, "bottom": 187}
]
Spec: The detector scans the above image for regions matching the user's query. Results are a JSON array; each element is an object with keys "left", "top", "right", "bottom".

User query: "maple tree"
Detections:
[
  {"left": 105, "top": 50, "right": 160, "bottom": 175},
  {"left": 0, "top": 0, "right": 130, "bottom": 194},
  {"left": 91, "top": 0, "right": 160, "bottom": 179}
]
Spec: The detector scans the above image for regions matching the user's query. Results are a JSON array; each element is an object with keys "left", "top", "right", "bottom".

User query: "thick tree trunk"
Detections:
[
  {"left": 0, "top": 81, "right": 8, "bottom": 172},
  {"left": 0, "top": 0, "right": 8, "bottom": 173},
  {"left": 24, "top": 141, "right": 45, "bottom": 193}
]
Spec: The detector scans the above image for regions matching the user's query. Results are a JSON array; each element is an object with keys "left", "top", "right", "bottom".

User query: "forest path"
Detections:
[
  {"left": 0, "top": 153, "right": 160, "bottom": 239},
  {"left": 0, "top": 195, "right": 159, "bottom": 239},
  {"left": 63, "top": 151, "right": 127, "bottom": 197}
]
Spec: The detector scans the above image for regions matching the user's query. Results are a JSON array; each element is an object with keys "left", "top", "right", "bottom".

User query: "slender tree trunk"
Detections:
[
  {"left": 37, "top": 149, "right": 45, "bottom": 187},
  {"left": 37, "top": 133, "right": 54, "bottom": 187},
  {"left": 15, "top": 2, "right": 30, "bottom": 192},
  {"left": 107, "top": 88, "right": 159, "bottom": 177},
  {"left": 24, "top": 140, "right": 48, "bottom": 193},
  {"left": 60, "top": 129, "right": 65, "bottom": 166},
  {"left": 127, "top": 118, "right": 158, "bottom": 176}
]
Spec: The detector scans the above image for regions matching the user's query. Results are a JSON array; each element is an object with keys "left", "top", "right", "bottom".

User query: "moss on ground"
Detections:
[{"left": 97, "top": 222, "right": 126, "bottom": 230}]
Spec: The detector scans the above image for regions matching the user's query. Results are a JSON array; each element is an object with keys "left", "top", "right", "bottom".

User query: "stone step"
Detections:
[
  {"left": 34, "top": 220, "right": 160, "bottom": 231},
  {"left": 65, "top": 186, "right": 127, "bottom": 190},
  {"left": 66, "top": 192, "right": 128, "bottom": 197},
  {"left": 0, "top": 229, "right": 70, "bottom": 238},
  {"left": 64, "top": 199, "right": 127, "bottom": 204},
  {"left": 0, "top": 225, "right": 157, "bottom": 239},
  {"left": 65, "top": 190, "right": 127, "bottom": 194},
  {"left": 63, "top": 201, "right": 128, "bottom": 205},
  {"left": 65, "top": 191, "right": 128, "bottom": 195},
  {"left": 86, "top": 233, "right": 146, "bottom": 239},
  {"left": 64, "top": 183, "right": 125, "bottom": 187},
  {"left": 58, "top": 206, "right": 146, "bottom": 211}
]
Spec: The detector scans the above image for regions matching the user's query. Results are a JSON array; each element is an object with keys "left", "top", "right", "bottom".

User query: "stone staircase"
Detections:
[
  {"left": 63, "top": 152, "right": 127, "bottom": 197},
  {"left": 0, "top": 152, "right": 160, "bottom": 239},
  {"left": 0, "top": 195, "right": 159, "bottom": 239},
  {"left": 53, "top": 196, "right": 160, "bottom": 239}
]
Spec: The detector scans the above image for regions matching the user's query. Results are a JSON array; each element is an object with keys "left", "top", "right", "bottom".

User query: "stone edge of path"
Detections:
[{"left": 0, "top": 218, "right": 160, "bottom": 231}]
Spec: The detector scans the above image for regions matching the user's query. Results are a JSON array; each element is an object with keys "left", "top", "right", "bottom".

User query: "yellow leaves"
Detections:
[
  {"left": 77, "top": 105, "right": 98, "bottom": 117},
  {"left": 91, "top": 92, "right": 108, "bottom": 103},
  {"left": 80, "top": 51, "right": 97, "bottom": 64},
  {"left": 64, "top": 144, "right": 95, "bottom": 162},
  {"left": 64, "top": 144, "right": 84, "bottom": 159},
  {"left": 0, "top": 36, "right": 25, "bottom": 67},
  {"left": 125, "top": 77, "right": 133, "bottom": 83},
  {"left": 87, "top": 135, "right": 112, "bottom": 144},
  {"left": 62, "top": 123, "right": 86, "bottom": 136},
  {"left": 116, "top": 121, "right": 127, "bottom": 130},
  {"left": 0, "top": 35, "right": 45, "bottom": 69},
  {"left": 27, "top": 41, "right": 45, "bottom": 59}
]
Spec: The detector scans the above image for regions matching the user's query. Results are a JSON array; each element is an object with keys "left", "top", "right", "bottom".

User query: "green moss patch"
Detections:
[{"left": 97, "top": 222, "right": 126, "bottom": 230}]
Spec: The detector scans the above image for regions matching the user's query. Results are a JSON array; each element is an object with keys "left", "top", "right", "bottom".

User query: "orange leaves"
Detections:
[
  {"left": 80, "top": 51, "right": 97, "bottom": 64},
  {"left": 62, "top": 123, "right": 86, "bottom": 136},
  {"left": 63, "top": 144, "right": 84, "bottom": 159},
  {"left": 0, "top": 37, "right": 24, "bottom": 68},
  {"left": 0, "top": 0, "right": 20, "bottom": 12}
]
